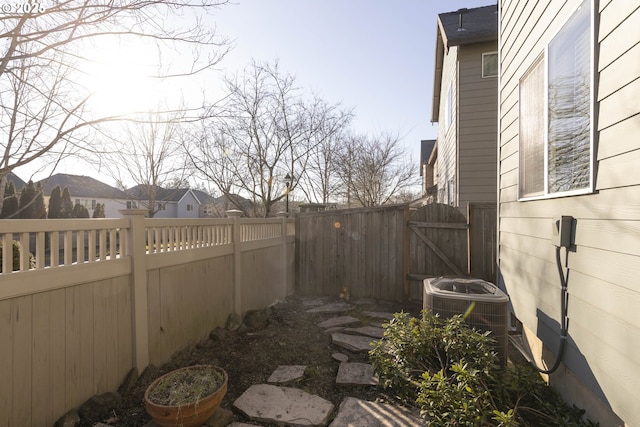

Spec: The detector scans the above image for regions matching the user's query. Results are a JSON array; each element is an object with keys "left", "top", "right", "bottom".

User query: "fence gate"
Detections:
[{"left": 407, "top": 203, "right": 468, "bottom": 300}]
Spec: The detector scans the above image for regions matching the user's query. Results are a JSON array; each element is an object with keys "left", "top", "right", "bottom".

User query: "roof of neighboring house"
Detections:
[
  {"left": 437, "top": 5, "right": 498, "bottom": 47},
  {"left": 126, "top": 185, "right": 193, "bottom": 203},
  {"left": 38, "top": 173, "right": 128, "bottom": 199},
  {"left": 420, "top": 140, "right": 436, "bottom": 168},
  {"left": 431, "top": 4, "right": 498, "bottom": 122},
  {"left": 192, "top": 189, "right": 217, "bottom": 205},
  {"left": 5, "top": 172, "right": 26, "bottom": 191}
]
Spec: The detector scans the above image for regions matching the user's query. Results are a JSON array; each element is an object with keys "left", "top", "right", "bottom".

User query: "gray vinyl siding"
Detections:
[
  {"left": 498, "top": 0, "right": 640, "bottom": 425},
  {"left": 458, "top": 42, "right": 498, "bottom": 209},
  {"left": 436, "top": 46, "right": 458, "bottom": 206}
]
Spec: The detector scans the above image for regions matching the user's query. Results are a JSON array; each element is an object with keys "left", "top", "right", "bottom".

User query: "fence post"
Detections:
[
  {"left": 119, "top": 208, "right": 150, "bottom": 373},
  {"left": 226, "top": 210, "right": 243, "bottom": 315},
  {"left": 277, "top": 212, "right": 289, "bottom": 298}
]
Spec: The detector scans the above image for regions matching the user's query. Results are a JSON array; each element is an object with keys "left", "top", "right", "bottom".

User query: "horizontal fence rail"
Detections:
[
  {"left": 0, "top": 219, "right": 129, "bottom": 274},
  {"left": 145, "top": 219, "right": 234, "bottom": 253}
]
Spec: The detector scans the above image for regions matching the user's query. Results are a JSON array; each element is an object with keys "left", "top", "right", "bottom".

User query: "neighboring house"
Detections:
[
  {"left": 431, "top": 4, "right": 498, "bottom": 212},
  {"left": 497, "top": 0, "right": 639, "bottom": 425},
  {"left": 38, "top": 173, "right": 129, "bottom": 218},
  {"left": 192, "top": 189, "right": 218, "bottom": 217},
  {"left": 419, "top": 139, "right": 437, "bottom": 200},
  {"left": 126, "top": 185, "right": 201, "bottom": 219}
]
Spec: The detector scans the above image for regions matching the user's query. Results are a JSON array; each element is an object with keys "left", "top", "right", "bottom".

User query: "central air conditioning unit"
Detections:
[{"left": 423, "top": 277, "right": 509, "bottom": 366}]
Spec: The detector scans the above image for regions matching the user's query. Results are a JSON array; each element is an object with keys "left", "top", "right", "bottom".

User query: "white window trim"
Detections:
[
  {"left": 482, "top": 51, "right": 498, "bottom": 78},
  {"left": 518, "top": 0, "right": 594, "bottom": 201}
]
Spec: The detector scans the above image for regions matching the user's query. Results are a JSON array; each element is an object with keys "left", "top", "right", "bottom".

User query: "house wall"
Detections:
[
  {"left": 498, "top": 0, "right": 640, "bottom": 425},
  {"left": 154, "top": 202, "right": 178, "bottom": 218},
  {"left": 42, "top": 195, "right": 127, "bottom": 218},
  {"left": 177, "top": 192, "right": 200, "bottom": 218},
  {"left": 458, "top": 41, "right": 498, "bottom": 211},
  {"left": 436, "top": 45, "right": 459, "bottom": 206}
]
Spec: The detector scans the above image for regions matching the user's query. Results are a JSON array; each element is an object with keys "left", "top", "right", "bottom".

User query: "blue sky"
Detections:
[
  {"left": 211, "top": 0, "right": 497, "bottom": 163},
  {"left": 15, "top": 0, "right": 496, "bottom": 187}
]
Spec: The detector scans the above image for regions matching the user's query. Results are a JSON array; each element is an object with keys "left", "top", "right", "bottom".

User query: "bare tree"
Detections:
[
  {"left": 0, "top": 0, "right": 230, "bottom": 212},
  {"left": 296, "top": 127, "right": 347, "bottom": 205},
  {"left": 187, "top": 60, "right": 352, "bottom": 217},
  {"left": 98, "top": 111, "right": 189, "bottom": 217},
  {"left": 336, "top": 133, "right": 419, "bottom": 207}
]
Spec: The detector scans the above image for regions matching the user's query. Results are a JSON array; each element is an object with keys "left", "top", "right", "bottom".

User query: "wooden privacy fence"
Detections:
[
  {"left": 0, "top": 210, "right": 294, "bottom": 427},
  {"left": 296, "top": 204, "right": 408, "bottom": 301},
  {"left": 297, "top": 203, "right": 496, "bottom": 301}
]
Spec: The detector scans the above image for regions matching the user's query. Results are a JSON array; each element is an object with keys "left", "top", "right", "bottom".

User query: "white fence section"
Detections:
[{"left": 0, "top": 210, "right": 295, "bottom": 427}]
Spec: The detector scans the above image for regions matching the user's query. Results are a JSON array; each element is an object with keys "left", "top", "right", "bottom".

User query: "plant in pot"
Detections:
[{"left": 144, "top": 365, "right": 228, "bottom": 427}]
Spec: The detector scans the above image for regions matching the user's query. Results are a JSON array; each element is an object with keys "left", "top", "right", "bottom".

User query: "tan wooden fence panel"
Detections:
[
  {"left": 468, "top": 202, "right": 497, "bottom": 283},
  {"left": 296, "top": 205, "right": 408, "bottom": 301},
  {"left": 0, "top": 214, "right": 294, "bottom": 427},
  {"left": 297, "top": 203, "right": 491, "bottom": 302},
  {"left": 407, "top": 203, "right": 469, "bottom": 300}
]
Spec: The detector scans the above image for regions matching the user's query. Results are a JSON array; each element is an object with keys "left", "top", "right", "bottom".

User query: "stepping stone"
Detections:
[
  {"left": 362, "top": 311, "right": 395, "bottom": 320},
  {"left": 268, "top": 365, "right": 306, "bottom": 383},
  {"left": 336, "top": 363, "right": 379, "bottom": 386},
  {"left": 302, "top": 297, "right": 332, "bottom": 307},
  {"left": 331, "top": 332, "right": 375, "bottom": 353},
  {"left": 234, "top": 384, "right": 334, "bottom": 426},
  {"left": 344, "top": 326, "right": 385, "bottom": 339},
  {"left": 332, "top": 352, "right": 349, "bottom": 363},
  {"left": 352, "top": 297, "right": 377, "bottom": 306},
  {"left": 317, "top": 316, "right": 360, "bottom": 329},
  {"left": 329, "top": 397, "right": 424, "bottom": 427},
  {"left": 307, "top": 301, "right": 354, "bottom": 313}
]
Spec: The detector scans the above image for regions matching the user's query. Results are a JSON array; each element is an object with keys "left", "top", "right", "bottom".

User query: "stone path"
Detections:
[{"left": 222, "top": 299, "right": 424, "bottom": 426}]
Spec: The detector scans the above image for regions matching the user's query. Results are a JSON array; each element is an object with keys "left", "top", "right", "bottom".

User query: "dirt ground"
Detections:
[{"left": 78, "top": 294, "right": 422, "bottom": 426}]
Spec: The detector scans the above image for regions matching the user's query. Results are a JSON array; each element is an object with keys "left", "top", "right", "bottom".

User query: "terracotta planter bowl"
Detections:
[{"left": 144, "top": 365, "right": 228, "bottom": 427}]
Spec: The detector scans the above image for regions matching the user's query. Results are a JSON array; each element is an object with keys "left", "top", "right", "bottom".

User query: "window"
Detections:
[
  {"left": 187, "top": 204, "right": 194, "bottom": 211},
  {"left": 519, "top": 0, "right": 592, "bottom": 199},
  {"left": 482, "top": 52, "right": 498, "bottom": 77}
]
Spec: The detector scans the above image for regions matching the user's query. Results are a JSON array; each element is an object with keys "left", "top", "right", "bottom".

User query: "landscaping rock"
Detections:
[
  {"left": 78, "top": 391, "right": 122, "bottom": 421},
  {"left": 331, "top": 332, "right": 376, "bottom": 353},
  {"left": 226, "top": 312, "right": 243, "bottom": 331},
  {"left": 138, "top": 364, "right": 160, "bottom": 386},
  {"left": 267, "top": 365, "right": 307, "bottom": 383},
  {"left": 344, "top": 325, "right": 385, "bottom": 339},
  {"left": 209, "top": 326, "right": 229, "bottom": 341},
  {"left": 332, "top": 352, "right": 349, "bottom": 363},
  {"left": 54, "top": 409, "right": 80, "bottom": 427},
  {"left": 117, "top": 367, "right": 138, "bottom": 396},
  {"left": 204, "top": 407, "right": 235, "bottom": 426},
  {"left": 329, "top": 397, "right": 424, "bottom": 426},
  {"left": 336, "top": 363, "right": 379, "bottom": 386},
  {"left": 362, "top": 311, "right": 395, "bottom": 320},
  {"left": 306, "top": 301, "right": 354, "bottom": 313},
  {"left": 317, "top": 315, "right": 360, "bottom": 329},
  {"left": 233, "top": 384, "right": 334, "bottom": 426},
  {"left": 244, "top": 308, "right": 269, "bottom": 330}
]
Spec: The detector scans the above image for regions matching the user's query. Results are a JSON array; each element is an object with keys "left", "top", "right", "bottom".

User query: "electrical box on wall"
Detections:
[{"left": 552, "top": 216, "right": 574, "bottom": 248}]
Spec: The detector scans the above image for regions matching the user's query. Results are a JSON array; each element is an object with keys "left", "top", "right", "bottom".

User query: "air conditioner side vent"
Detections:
[{"left": 424, "top": 277, "right": 510, "bottom": 367}]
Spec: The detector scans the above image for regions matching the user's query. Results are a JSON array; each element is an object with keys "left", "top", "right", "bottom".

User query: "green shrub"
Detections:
[
  {"left": 370, "top": 310, "right": 598, "bottom": 427},
  {"left": 0, "top": 240, "right": 36, "bottom": 271}
]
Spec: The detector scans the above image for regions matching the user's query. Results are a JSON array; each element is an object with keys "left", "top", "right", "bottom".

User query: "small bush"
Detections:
[
  {"left": 0, "top": 240, "right": 36, "bottom": 271},
  {"left": 370, "top": 310, "right": 598, "bottom": 427}
]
